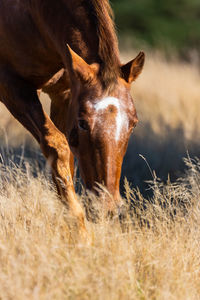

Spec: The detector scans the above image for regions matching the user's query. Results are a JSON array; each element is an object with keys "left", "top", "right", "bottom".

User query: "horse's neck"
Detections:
[
  {"left": 33, "top": 0, "right": 121, "bottom": 89},
  {"left": 33, "top": 0, "right": 100, "bottom": 65}
]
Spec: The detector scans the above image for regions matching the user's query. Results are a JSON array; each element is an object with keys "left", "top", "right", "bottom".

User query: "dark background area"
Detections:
[{"left": 112, "top": 0, "right": 200, "bottom": 56}]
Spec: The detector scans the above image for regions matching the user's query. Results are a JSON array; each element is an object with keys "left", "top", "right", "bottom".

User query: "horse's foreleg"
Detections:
[
  {"left": 49, "top": 91, "right": 75, "bottom": 177},
  {"left": 49, "top": 97, "right": 75, "bottom": 198},
  {"left": 0, "top": 74, "right": 89, "bottom": 244},
  {"left": 42, "top": 70, "right": 75, "bottom": 178},
  {"left": 39, "top": 113, "right": 87, "bottom": 241}
]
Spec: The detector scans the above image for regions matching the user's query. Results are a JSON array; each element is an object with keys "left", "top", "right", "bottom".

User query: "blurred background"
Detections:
[
  {"left": 113, "top": 0, "right": 200, "bottom": 58},
  {"left": 1, "top": 0, "right": 200, "bottom": 196}
]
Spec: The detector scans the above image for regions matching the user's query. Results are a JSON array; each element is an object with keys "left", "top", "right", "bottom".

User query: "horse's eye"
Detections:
[{"left": 78, "top": 119, "right": 89, "bottom": 131}]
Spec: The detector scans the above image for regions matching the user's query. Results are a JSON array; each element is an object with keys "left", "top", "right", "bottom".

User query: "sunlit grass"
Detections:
[{"left": 0, "top": 158, "right": 200, "bottom": 299}]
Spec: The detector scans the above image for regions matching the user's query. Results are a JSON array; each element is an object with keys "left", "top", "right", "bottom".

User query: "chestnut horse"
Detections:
[{"left": 0, "top": 0, "right": 144, "bottom": 242}]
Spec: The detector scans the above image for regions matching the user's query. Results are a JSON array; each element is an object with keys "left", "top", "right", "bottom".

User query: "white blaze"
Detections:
[{"left": 94, "top": 97, "right": 128, "bottom": 141}]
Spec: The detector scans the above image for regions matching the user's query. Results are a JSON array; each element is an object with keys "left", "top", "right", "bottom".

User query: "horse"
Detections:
[{"left": 0, "top": 0, "right": 145, "bottom": 243}]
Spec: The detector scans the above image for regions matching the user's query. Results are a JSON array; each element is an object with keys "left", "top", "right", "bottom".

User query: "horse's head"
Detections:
[{"left": 65, "top": 46, "right": 145, "bottom": 211}]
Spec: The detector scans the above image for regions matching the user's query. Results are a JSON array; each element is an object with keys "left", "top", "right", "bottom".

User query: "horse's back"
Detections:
[{"left": 0, "top": 0, "right": 62, "bottom": 87}]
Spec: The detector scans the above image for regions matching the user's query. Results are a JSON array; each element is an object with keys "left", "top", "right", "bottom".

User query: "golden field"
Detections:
[{"left": 0, "top": 53, "right": 200, "bottom": 299}]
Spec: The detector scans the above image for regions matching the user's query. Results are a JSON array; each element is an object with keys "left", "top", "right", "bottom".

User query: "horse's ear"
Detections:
[
  {"left": 121, "top": 51, "right": 145, "bottom": 83},
  {"left": 65, "top": 44, "right": 98, "bottom": 83}
]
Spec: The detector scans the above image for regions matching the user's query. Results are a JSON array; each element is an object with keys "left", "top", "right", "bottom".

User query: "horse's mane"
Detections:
[
  {"left": 32, "top": 0, "right": 121, "bottom": 87},
  {"left": 86, "top": 0, "right": 121, "bottom": 87}
]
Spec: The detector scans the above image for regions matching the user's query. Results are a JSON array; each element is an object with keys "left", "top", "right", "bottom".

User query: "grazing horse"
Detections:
[{"left": 0, "top": 0, "right": 144, "bottom": 242}]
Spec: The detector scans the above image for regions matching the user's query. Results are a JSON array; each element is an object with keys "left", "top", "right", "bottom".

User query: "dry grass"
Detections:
[
  {"left": 0, "top": 158, "right": 200, "bottom": 299},
  {"left": 0, "top": 53, "right": 200, "bottom": 299}
]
